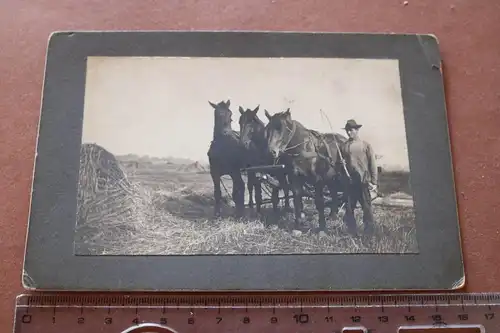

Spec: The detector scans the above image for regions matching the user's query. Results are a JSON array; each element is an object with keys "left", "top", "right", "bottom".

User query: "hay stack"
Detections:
[{"left": 76, "top": 143, "right": 148, "bottom": 232}]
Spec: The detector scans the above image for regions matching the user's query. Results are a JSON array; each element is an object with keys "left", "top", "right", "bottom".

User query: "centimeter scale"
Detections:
[{"left": 12, "top": 293, "right": 500, "bottom": 333}]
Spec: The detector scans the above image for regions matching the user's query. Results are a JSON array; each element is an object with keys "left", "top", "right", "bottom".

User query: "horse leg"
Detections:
[
  {"left": 326, "top": 180, "right": 340, "bottom": 220},
  {"left": 247, "top": 171, "right": 255, "bottom": 209},
  {"left": 210, "top": 170, "right": 222, "bottom": 218},
  {"left": 290, "top": 176, "right": 304, "bottom": 231},
  {"left": 315, "top": 180, "right": 327, "bottom": 233},
  {"left": 271, "top": 186, "right": 279, "bottom": 213},
  {"left": 231, "top": 172, "right": 245, "bottom": 219},
  {"left": 254, "top": 175, "right": 263, "bottom": 216},
  {"left": 281, "top": 174, "right": 292, "bottom": 211}
]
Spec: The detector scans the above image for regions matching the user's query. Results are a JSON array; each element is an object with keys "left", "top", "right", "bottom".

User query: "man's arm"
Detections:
[{"left": 366, "top": 142, "right": 378, "bottom": 185}]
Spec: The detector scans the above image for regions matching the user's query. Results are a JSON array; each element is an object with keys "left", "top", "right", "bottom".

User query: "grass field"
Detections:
[{"left": 74, "top": 151, "right": 418, "bottom": 255}]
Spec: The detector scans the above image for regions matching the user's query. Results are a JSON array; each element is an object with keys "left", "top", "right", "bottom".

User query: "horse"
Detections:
[
  {"left": 207, "top": 99, "right": 247, "bottom": 218},
  {"left": 263, "top": 108, "right": 348, "bottom": 233},
  {"left": 238, "top": 105, "right": 291, "bottom": 217}
]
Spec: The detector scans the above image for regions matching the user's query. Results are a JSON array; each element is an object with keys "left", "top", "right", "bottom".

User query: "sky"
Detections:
[{"left": 81, "top": 56, "right": 410, "bottom": 171}]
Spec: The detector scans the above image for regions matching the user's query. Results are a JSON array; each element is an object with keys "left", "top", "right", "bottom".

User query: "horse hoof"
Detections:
[{"left": 292, "top": 230, "right": 303, "bottom": 237}]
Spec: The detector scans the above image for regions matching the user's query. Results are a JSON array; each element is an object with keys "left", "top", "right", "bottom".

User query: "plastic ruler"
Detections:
[{"left": 12, "top": 293, "right": 500, "bottom": 332}]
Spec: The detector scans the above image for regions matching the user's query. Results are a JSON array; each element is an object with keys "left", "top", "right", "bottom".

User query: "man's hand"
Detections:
[{"left": 368, "top": 182, "right": 378, "bottom": 199}]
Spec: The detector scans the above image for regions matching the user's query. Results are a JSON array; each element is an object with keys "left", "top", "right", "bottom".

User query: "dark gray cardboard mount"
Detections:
[{"left": 22, "top": 31, "right": 464, "bottom": 291}]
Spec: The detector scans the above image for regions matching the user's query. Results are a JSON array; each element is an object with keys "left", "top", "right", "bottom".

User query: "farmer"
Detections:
[{"left": 340, "top": 119, "right": 378, "bottom": 236}]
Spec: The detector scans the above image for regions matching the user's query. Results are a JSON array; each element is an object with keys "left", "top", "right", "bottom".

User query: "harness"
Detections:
[{"left": 277, "top": 122, "right": 351, "bottom": 180}]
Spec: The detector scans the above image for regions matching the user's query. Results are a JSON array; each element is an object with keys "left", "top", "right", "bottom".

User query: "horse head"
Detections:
[
  {"left": 238, "top": 105, "right": 263, "bottom": 150},
  {"left": 209, "top": 99, "right": 233, "bottom": 132},
  {"left": 264, "top": 108, "right": 295, "bottom": 159}
]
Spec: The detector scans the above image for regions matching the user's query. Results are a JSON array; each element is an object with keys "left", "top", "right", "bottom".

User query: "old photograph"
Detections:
[{"left": 74, "top": 55, "right": 418, "bottom": 256}]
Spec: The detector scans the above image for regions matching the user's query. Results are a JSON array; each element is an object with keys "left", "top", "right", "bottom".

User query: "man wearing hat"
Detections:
[{"left": 340, "top": 119, "right": 378, "bottom": 236}]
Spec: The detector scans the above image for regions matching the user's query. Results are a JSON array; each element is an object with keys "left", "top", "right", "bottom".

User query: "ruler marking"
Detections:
[
  {"left": 486, "top": 294, "right": 492, "bottom": 310},
  {"left": 13, "top": 293, "right": 500, "bottom": 331}
]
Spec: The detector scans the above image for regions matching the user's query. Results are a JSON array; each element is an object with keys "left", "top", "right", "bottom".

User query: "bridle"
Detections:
[{"left": 271, "top": 120, "right": 315, "bottom": 164}]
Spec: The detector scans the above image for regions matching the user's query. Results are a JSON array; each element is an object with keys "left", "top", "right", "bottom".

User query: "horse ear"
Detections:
[
  {"left": 253, "top": 105, "right": 259, "bottom": 113},
  {"left": 239, "top": 106, "right": 244, "bottom": 114},
  {"left": 226, "top": 99, "right": 231, "bottom": 107},
  {"left": 209, "top": 101, "right": 217, "bottom": 109},
  {"left": 264, "top": 109, "right": 272, "bottom": 120},
  {"left": 285, "top": 108, "right": 291, "bottom": 117}
]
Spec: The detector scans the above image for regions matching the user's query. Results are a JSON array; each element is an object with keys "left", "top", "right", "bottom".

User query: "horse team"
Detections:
[{"left": 207, "top": 99, "right": 371, "bottom": 236}]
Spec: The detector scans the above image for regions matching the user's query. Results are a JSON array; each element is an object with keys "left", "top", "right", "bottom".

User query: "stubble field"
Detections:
[{"left": 74, "top": 146, "right": 418, "bottom": 256}]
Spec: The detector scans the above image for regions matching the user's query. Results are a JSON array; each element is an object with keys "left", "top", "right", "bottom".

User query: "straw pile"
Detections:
[{"left": 75, "top": 144, "right": 150, "bottom": 245}]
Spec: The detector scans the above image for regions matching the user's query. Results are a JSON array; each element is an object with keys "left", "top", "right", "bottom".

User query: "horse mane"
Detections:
[
  {"left": 212, "top": 128, "right": 241, "bottom": 144},
  {"left": 253, "top": 114, "right": 265, "bottom": 128}
]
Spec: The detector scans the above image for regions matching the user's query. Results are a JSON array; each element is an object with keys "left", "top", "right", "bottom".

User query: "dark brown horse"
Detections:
[
  {"left": 264, "top": 108, "right": 348, "bottom": 233},
  {"left": 238, "top": 105, "right": 291, "bottom": 216},
  {"left": 207, "top": 100, "right": 247, "bottom": 218}
]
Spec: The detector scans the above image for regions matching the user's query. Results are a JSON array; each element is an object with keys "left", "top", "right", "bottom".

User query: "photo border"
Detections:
[{"left": 22, "top": 31, "right": 464, "bottom": 291}]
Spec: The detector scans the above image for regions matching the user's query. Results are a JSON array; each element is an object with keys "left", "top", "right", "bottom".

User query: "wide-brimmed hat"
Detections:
[{"left": 343, "top": 119, "right": 362, "bottom": 130}]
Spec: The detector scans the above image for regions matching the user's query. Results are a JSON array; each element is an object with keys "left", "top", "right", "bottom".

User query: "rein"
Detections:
[{"left": 275, "top": 121, "right": 316, "bottom": 161}]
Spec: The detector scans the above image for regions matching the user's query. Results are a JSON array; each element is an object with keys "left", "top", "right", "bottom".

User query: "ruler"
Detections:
[{"left": 12, "top": 293, "right": 499, "bottom": 332}]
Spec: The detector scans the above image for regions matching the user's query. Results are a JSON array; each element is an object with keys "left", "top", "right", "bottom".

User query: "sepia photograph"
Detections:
[
  {"left": 23, "top": 31, "right": 464, "bottom": 291},
  {"left": 73, "top": 55, "right": 417, "bottom": 256}
]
